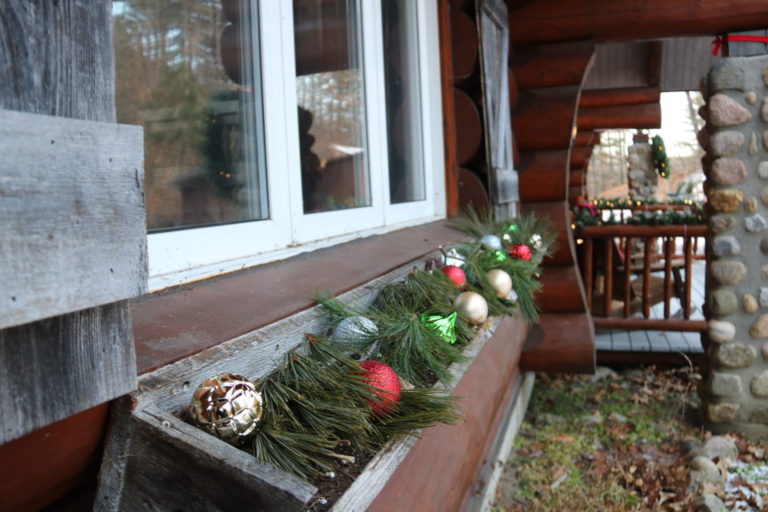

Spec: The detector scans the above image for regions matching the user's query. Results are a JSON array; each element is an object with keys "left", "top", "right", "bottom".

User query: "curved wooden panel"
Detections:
[
  {"left": 511, "top": 40, "right": 596, "bottom": 89},
  {"left": 517, "top": 149, "right": 568, "bottom": 202},
  {"left": 451, "top": 9, "right": 478, "bottom": 84},
  {"left": 512, "top": 86, "right": 579, "bottom": 150},
  {"left": 578, "top": 102, "right": 661, "bottom": 130},
  {"left": 454, "top": 89, "right": 483, "bottom": 165},
  {"left": 520, "top": 312, "right": 595, "bottom": 374},
  {"left": 579, "top": 86, "right": 661, "bottom": 108},
  {"left": 537, "top": 265, "right": 586, "bottom": 312}
]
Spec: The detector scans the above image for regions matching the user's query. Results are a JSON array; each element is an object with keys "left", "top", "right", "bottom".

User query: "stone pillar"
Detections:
[
  {"left": 627, "top": 139, "right": 658, "bottom": 201},
  {"left": 702, "top": 55, "right": 768, "bottom": 436}
]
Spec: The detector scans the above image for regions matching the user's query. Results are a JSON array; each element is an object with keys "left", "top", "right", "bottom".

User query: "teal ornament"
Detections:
[
  {"left": 480, "top": 234, "right": 502, "bottom": 251},
  {"left": 420, "top": 312, "right": 458, "bottom": 344}
]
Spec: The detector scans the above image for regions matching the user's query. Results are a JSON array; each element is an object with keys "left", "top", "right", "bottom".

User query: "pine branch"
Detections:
[{"left": 370, "top": 388, "right": 462, "bottom": 445}]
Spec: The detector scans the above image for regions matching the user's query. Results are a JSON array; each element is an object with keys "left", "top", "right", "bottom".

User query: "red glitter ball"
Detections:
[
  {"left": 508, "top": 244, "right": 531, "bottom": 261},
  {"left": 440, "top": 265, "right": 466, "bottom": 288},
  {"left": 359, "top": 360, "right": 401, "bottom": 417}
]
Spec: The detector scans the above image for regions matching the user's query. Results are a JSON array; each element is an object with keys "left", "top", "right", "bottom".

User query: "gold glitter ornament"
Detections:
[
  {"left": 486, "top": 269, "right": 513, "bottom": 298},
  {"left": 453, "top": 291, "right": 489, "bottom": 325},
  {"left": 189, "top": 373, "right": 263, "bottom": 440}
]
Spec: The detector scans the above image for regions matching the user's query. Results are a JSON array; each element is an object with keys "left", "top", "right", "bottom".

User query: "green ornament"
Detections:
[
  {"left": 507, "top": 224, "right": 518, "bottom": 233},
  {"left": 420, "top": 312, "right": 458, "bottom": 344},
  {"left": 481, "top": 250, "right": 507, "bottom": 267}
]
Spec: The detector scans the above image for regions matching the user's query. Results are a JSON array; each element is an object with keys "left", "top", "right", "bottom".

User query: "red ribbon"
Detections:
[{"left": 712, "top": 34, "right": 768, "bottom": 56}]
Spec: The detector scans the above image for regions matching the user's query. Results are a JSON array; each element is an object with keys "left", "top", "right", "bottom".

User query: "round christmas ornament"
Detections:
[
  {"left": 441, "top": 265, "right": 466, "bottom": 288},
  {"left": 189, "top": 373, "right": 263, "bottom": 441},
  {"left": 453, "top": 291, "right": 488, "bottom": 325},
  {"left": 480, "top": 234, "right": 502, "bottom": 251},
  {"left": 529, "top": 233, "right": 543, "bottom": 250},
  {"left": 332, "top": 316, "right": 378, "bottom": 360},
  {"left": 480, "top": 250, "right": 507, "bottom": 267},
  {"left": 508, "top": 244, "right": 532, "bottom": 261},
  {"left": 359, "top": 360, "right": 401, "bottom": 417},
  {"left": 486, "top": 269, "right": 513, "bottom": 298},
  {"left": 442, "top": 247, "right": 465, "bottom": 267}
]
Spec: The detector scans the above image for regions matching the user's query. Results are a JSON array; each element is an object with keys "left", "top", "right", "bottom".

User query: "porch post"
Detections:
[{"left": 701, "top": 55, "right": 768, "bottom": 436}]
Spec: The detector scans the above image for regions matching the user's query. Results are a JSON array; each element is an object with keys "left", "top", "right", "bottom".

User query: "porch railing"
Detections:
[{"left": 577, "top": 224, "right": 707, "bottom": 332}]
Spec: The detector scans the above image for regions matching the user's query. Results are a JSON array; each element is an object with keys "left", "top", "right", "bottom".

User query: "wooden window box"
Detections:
[{"left": 97, "top": 252, "right": 530, "bottom": 511}]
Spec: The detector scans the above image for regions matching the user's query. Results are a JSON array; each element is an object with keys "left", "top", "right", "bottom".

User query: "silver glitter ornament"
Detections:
[
  {"left": 480, "top": 234, "right": 503, "bottom": 251},
  {"left": 331, "top": 316, "right": 378, "bottom": 359}
]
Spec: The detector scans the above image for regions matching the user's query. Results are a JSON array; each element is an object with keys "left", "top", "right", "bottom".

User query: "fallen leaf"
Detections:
[{"left": 549, "top": 434, "right": 575, "bottom": 443}]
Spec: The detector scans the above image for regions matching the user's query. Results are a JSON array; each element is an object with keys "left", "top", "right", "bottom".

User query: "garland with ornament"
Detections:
[
  {"left": 184, "top": 209, "right": 553, "bottom": 495},
  {"left": 651, "top": 134, "right": 670, "bottom": 178},
  {"left": 572, "top": 201, "right": 706, "bottom": 230}
]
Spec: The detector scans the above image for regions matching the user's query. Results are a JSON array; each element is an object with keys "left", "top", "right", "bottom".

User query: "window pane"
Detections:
[
  {"left": 382, "top": 0, "right": 425, "bottom": 203},
  {"left": 293, "top": 0, "right": 370, "bottom": 214},
  {"left": 113, "top": 0, "right": 268, "bottom": 231}
]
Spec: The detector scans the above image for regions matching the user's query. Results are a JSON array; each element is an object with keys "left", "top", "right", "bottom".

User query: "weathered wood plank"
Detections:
[
  {"left": 0, "top": 110, "right": 146, "bottom": 329},
  {"left": 0, "top": 2, "right": 115, "bottom": 121},
  {"left": 0, "top": 302, "right": 137, "bottom": 444}
]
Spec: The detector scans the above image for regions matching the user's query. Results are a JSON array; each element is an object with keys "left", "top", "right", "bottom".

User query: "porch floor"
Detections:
[{"left": 595, "top": 261, "right": 706, "bottom": 355}]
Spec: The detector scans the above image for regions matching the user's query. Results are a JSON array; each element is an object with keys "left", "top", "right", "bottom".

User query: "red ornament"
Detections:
[
  {"left": 508, "top": 244, "right": 531, "bottom": 261},
  {"left": 440, "top": 265, "right": 466, "bottom": 288},
  {"left": 359, "top": 360, "right": 401, "bottom": 417}
]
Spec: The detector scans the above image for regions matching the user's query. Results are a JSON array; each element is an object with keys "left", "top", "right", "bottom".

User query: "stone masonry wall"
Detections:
[
  {"left": 627, "top": 143, "right": 658, "bottom": 201},
  {"left": 702, "top": 55, "right": 768, "bottom": 437}
]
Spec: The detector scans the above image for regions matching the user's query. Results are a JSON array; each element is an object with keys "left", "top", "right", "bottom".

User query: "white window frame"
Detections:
[{"left": 147, "top": 0, "right": 445, "bottom": 292}]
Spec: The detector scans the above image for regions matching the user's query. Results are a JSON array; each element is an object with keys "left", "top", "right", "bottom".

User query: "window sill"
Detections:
[{"left": 131, "top": 220, "right": 465, "bottom": 374}]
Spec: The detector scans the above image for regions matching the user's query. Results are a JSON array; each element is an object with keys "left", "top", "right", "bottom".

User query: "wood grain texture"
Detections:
[
  {"left": 0, "top": 302, "right": 136, "bottom": 444},
  {"left": 507, "top": 0, "right": 768, "bottom": 45},
  {"left": 579, "top": 86, "right": 661, "bottom": 107},
  {"left": 511, "top": 40, "right": 597, "bottom": 89},
  {"left": 512, "top": 86, "right": 580, "bottom": 150},
  {"left": 0, "top": 3, "right": 141, "bottom": 508},
  {"left": 517, "top": 150, "right": 568, "bottom": 202},
  {"left": 368, "top": 317, "right": 528, "bottom": 511},
  {"left": 0, "top": 2, "right": 115, "bottom": 121},
  {"left": 438, "top": 0, "right": 460, "bottom": 217},
  {"left": 520, "top": 312, "right": 595, "bottom": 373},
  {"left": 578, "top": 102, "right": 661, "bottom": 130},
  {"left": 0, "top": 110, "right": 146, "bottom": 329}
]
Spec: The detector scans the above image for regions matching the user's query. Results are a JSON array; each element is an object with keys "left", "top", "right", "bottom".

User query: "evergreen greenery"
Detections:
[{"left": 651, "top": 134, "right": 670, "bottom": 178}]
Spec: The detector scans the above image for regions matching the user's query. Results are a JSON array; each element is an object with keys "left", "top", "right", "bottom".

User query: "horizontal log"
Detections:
[
  {"left": 574, "top": 130, "right": 599, "bottom": 146},
  {"left": 508, "top": 0, "right": 768, "bottom": 45},
  {"left": 580, "top": 224, "right": 708, "bottom": 238},
  {"left": 524, "top": 200, "right": 578, "bottom": 266},
  {"left": 512, "top": 86, "right": 580, "bottom": 150},
  {"left": 0, "top": 109, "right": 147, "bottom": 329},
  {"left": 569, "top": 169, "right": 585, "bottom": 187},
  {"left": 538, "top": 265, "right": 588, "bottom": 312},
  {"left": 578, "top": 102, "right": 661, "bottom": 130},
  {"left": 451, "top": 8, "right": 478, "bottom": 84},
  {"left": 517, "top": 149, "right": 568, "bottom": 202},
  {"left": 454, "top": 89, "right": 483, "bottom": 165},
  {"left": 579, "top": 86, "right": 661, "bottom": 108},
  {"left": 520, "top": 312, "right": 595, "bottom": 374},
  {"left": 511, "top": 40, "right": 596, "bottom": 89},
  {"left": 570, "top": 145, "right": 592, "bottom": 168},
  {"left": 593, "top": 318, "right": 707, "bottom": 332},
  {"left": 508, "top": 68, "right": 519, "bottom": 108},
  {"left": 458, "top": 167, "right": 490, "bottom": 211}
]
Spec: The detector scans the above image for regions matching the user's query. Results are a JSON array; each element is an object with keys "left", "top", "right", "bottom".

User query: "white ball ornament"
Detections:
[
  {"left": 480, "top": 234, "right": 503, "bottom": 251},
  {"left": 486, "top": 269, "right": 513, "bottom": 298},
  {"left": 332, "top": 316, "right": 378, "bottom": 360},
  {"left": 453, "top": 291, "right": 489, "bottom": 325}
]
